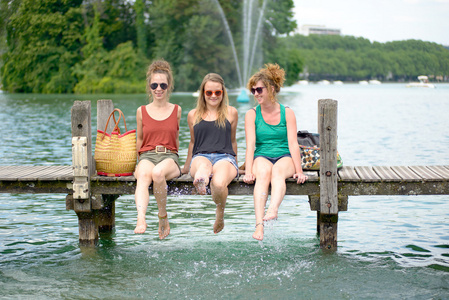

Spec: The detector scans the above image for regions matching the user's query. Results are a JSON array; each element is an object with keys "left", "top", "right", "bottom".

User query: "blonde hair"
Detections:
[
  {"left": 247, "top": 63, "right": 285, "bottom": 103},
  {"left": 146, "top": 59, "right": 174, "bottom": 101},
  {"left": 194, "top": 73, "right": 229, "bottom": 128}
]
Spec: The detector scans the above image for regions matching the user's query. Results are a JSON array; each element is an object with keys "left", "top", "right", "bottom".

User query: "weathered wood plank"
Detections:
[
  {"left": 427, "top": 166, "right": 449, "bottom": 180},
  {"left": 0, "top": 166, "right": 37, "bottom": 180},
  {"left": 18, "top": 166, "right": 68, "bottom": 181},
  {"left": 355, "top": 166, "right": 381, "bottom": 182},
  {"left": 373, "top": 166, "right": 402, "bottom": 182},
  {"left": 391, "top": 166, "right": 422, "bottom": 181},
  {"left": 409, "top": 166, "right": 443, "bottom": 181},
  {"left": 337, "top": 166, "right": 360, "bottom": 182}
]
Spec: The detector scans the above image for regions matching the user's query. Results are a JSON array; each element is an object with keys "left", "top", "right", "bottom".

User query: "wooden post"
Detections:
[
  {"left": 96, "top": 100, "right": 117, "bottom": 233},
  {"left": 318, "top": 99, "right": 338, "bottom": 250},
  {"left": 71, "top": 100, "right": 97, "bottom": 246}
]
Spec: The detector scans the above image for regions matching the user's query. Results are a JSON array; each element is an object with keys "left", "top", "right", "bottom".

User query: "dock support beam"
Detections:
[
  {"left": 71, "top": 100, "right": 96, "bottom": 246},
  {"left": 318, "top": 99, "right": 339, "bottom": 250}
]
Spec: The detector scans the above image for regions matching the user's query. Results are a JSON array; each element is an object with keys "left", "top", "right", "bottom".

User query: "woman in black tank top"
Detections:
[{"left": 182, "top": 73, "right": 239, "bottom": 234}]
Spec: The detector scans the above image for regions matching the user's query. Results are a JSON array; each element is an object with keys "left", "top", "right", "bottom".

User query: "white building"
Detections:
[{"left": 299, "top": 25, "right": 341, "bottom": 36}]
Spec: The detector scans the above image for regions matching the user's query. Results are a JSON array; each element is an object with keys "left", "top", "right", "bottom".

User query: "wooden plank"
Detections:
[
  {"left": 409, "top": 166, "right": 443, "bottom": 182},
  {"left": 9, "top": 166, "right": 49, "bottom": 181},
  {"left": 355, "top": 166, "right": 381, "bottom": 182},
  {"left": 391, "top": 166, "right": 422, "bottom": 181},
  {"left": 373, "top": 166, "right": 402, "bottom": 182},
  {"left": 38, "top": 166, "right": 73, "bottom": 180},
  {"left": 426, "top": 166, "right": 449, "bottom": 180},
  {"left": 0, "top": 166, "right": 34, "bottom": 179},
  {"left": 17, "top": 166, "right": 68, "bottom": 181},
  {"left": 29, "top": 166, "right": 71, "bottom": 180},
  {"left": 338, "top": 166, "right": 360, "bottom": 182}
]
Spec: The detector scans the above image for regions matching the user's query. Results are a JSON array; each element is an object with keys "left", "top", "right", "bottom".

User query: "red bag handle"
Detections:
[{"left": 101, "top": 109, "right": 128, "bottom": 139}]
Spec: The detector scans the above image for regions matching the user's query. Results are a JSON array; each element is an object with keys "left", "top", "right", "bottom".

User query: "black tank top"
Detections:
[{"left": 193, "top": 119, "right": 236, "bottom": 156}]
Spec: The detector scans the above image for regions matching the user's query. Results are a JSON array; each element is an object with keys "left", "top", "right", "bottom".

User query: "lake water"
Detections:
[{"left": 1, "top": 84, "right": 448, "bottom": 299}]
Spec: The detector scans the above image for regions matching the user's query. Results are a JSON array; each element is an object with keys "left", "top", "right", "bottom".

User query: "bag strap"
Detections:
[{"left": 102, "top": 109, "right": 128, "bottom": 136}]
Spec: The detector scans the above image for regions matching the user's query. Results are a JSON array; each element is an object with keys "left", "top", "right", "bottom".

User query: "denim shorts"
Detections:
[
  {"left": 192, "top": 153, "right": 238, "bottom": 173},
  {"left": 255, "top": 154, "right": 291, "bottom": 165}
]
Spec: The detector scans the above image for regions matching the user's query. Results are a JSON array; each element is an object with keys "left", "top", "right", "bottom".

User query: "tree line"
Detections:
[
  {"left": 0, "top": 0, "right": 299, "bottom": 93},
  {"left": 1, "top": 0, "right": 447, "bottom": 94},
  {"left": 282, "top": 34, "right": 449, "bottom": 82}
]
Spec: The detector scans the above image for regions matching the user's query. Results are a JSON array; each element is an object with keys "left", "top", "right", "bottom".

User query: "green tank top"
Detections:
[{"left": 254, "top": 104, "right": 290, "bottom": 158}]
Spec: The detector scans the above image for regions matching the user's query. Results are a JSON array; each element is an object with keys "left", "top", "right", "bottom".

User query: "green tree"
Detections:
[{"left": 1, "top": 0, "right": 84, "bottom": 93}]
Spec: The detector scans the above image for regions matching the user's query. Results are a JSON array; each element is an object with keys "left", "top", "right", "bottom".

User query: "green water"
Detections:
[{"left": 1, "top": 84, "right": 448, "bottom": 299}]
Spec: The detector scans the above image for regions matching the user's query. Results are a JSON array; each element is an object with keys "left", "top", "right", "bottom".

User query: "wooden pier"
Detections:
[{"left": 1, "top": 99, "right": 448, "bottom": 249}]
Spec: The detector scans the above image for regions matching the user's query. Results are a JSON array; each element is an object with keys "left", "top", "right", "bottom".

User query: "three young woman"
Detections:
[{"left": 133, "top": 60, "right": 306, "bottom": 240}]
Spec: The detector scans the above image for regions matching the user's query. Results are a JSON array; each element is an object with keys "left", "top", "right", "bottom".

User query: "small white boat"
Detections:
[
  {"left": 369, "top": 80, "right": 381, "bottom": 85},
  {"left": 297, "top": 80, "right": 309, "bottom": 85},
  {"left": 359, "top": 80, "right": 369, "bottom": 85},
  {"left": 192, "top": 90, "right": 200, "bottom": 97},
  {"left": 406, "top": 76, "right": 435, "bottom": 88},
  {"left": 333, "top": 80, "right": 343, "bottom": 85},
  {"left": 317, "top": 80, "right": 330, "bottom": 85}
]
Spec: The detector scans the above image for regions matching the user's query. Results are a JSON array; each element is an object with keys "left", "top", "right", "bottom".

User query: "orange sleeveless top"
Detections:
[{"left": 139, "top": 104, "right": 179, "bottom": 154}]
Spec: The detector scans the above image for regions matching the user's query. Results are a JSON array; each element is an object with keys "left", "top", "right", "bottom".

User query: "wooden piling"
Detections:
[
  {"left": 96, "top": 100, "right": 116, "bottom": 233},
  {"left": 71, "top": 100, "right": 97, "bottom": 246},
  {"left": 318, "top": 99, "right": 339, "bottom": 250}
]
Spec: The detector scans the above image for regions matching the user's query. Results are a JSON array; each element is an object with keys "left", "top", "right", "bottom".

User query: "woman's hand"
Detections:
[
  {"left": 243, "top": 173, "right": 255, "bottom": 184},
  {"left": 293, "top": 173, "right": 308, "bottom": 184},
  {"left": 181, "top": 165, "right": 189, "bottom": 175}
]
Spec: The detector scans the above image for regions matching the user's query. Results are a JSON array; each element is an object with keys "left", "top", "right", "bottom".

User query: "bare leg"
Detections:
[
  {"left": 264, "top": 157, "right": 295, "bottom": 221},
  {"left": 152, "top": 158, "right": 181, "bottom": 239},
  {"left": 134, "top": 160, "right": 155, "bottom": 234},
  {"left": 252, "top": 158, "right": 273, "bottom": 240},
  {"left": 190, "top": 156, "right": 213, "bottom": 195},
  {"left": 210, "top": 160, "right": 237, "bottom": 234}
]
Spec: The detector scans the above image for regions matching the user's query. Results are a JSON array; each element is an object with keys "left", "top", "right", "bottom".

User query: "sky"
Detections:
[{"left": 292, "top": 0, "right": 449, "bottom": 46}]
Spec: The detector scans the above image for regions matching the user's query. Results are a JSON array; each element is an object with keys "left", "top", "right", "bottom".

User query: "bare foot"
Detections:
[
  {"left": 193, "top": 178, "right": 207, "bottom": 195},
  {"left": 263, "top": 208, "right": 278, "bottom": 221},
  {"left": 213, "top": 203, "right": 225, "bottom": 233},
  {"left": 134, "top": 218, "right": 147, "bottom": 234},
  {"left": 213, "top": 217, "right": 224, "bottom": 234},
  {"left": 158, "top": 214, "right": 170, "bottom": 240},
  {"left": 252, "top": 223, "right": 264, "bottom": 240}
]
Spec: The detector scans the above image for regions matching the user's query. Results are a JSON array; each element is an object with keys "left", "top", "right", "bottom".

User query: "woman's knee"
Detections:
[
  {"left": 151, "top": 167, "right": 166, "bottom": 183},
  {"left": 211, "top": 177, "right": 229, "bottom": 190}
]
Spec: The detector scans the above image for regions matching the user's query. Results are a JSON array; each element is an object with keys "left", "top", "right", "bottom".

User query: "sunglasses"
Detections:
[
  {"left": 150, "top": 83, "right": 168, "bottom": 90},
  {"left": 205, "top": 90, "right": 223, "bottom": 97},
  {"left": 250, "top": 87, "right": 266, "bottom": 95}
]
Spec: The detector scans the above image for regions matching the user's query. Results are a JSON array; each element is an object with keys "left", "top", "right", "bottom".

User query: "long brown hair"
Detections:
[
  {"left": 146, "top": 59, "right": 174, "bottom": 102},
  {"left": 247, "top": 63, "right": 285, "bottom": 103},
  {"left": 194, "top": 73, "right": 229, "bottom": 128}
]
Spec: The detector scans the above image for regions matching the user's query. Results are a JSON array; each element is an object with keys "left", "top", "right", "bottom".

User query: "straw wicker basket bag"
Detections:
[{"left": 94, "top": 109, "right": 137, "bottom": 176}]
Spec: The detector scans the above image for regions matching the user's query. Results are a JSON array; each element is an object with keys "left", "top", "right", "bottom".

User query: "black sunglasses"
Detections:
[
  {"left": 150, "top": 83, "right": 168, "bottom": 90},
  {"left": 250, "top": 87, "right": 265, "bottom": 95}
]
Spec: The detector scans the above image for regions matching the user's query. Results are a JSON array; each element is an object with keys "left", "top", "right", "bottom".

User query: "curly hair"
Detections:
[
  {"left": 146, "top": 59, "right": 174, "bottom": 101},
  {"left": 247, "top": 63, "right": 285, "bottom": 103},
  {"left": 194, "top": 73, "right": 229, "bottom": 128}
]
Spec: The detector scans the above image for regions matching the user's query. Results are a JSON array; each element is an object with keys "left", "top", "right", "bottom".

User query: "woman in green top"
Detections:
[{"left": 243, "top": 63, "right": 308, "bottom": 241}]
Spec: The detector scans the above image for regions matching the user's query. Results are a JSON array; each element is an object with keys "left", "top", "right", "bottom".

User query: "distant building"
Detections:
[{"left": 299, "top": 25, "right": 341, "bottom": 36}]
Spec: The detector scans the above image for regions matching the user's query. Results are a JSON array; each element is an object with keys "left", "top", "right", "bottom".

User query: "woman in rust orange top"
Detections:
[{"left": 134, "top": 59, "right": 182, "bottom": 239}]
